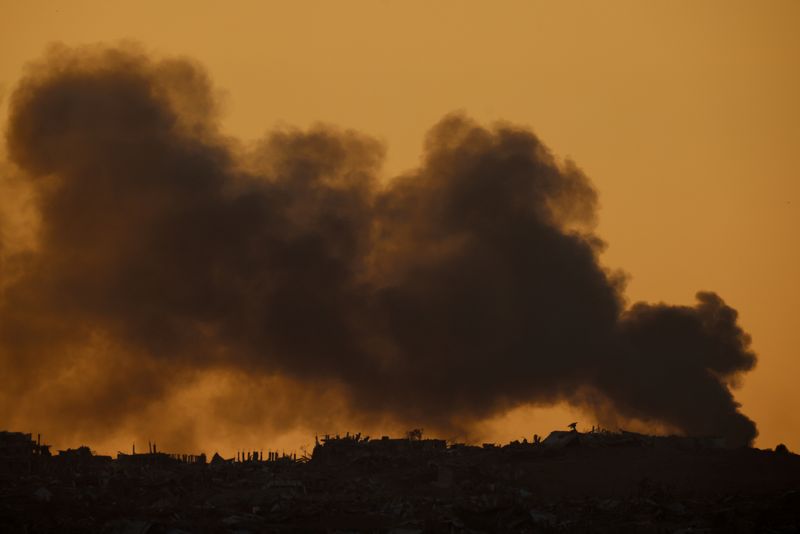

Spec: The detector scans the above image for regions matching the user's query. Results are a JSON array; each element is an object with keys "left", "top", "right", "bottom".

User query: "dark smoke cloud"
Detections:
[{"left": 0, "top": 44, "right": 757, "bottom": 448}]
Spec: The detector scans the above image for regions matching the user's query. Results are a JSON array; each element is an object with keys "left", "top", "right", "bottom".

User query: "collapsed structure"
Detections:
[
  {"left": 0, "top": 426, "right": 745, "bottom": 476},
  {"left": 0, "top": 432, "right": 50, "bottom": 474},
  {"left": 0, "top": 427, "right": 797, "bottom": 532}
]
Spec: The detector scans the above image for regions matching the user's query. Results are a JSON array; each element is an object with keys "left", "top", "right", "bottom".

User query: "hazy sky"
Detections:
[{"left": 1, "top": 0, "right": 798, "bottom": 454}]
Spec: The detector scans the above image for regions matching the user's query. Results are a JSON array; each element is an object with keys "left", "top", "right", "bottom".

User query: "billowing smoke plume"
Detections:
[{"left": 0, "top": 45, "right": 757, "bottom": 449}]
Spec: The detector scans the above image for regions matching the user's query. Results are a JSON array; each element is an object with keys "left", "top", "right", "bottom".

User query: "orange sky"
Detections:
[{"left": 1, "top": 1, "right": 798, "bottom": 455}]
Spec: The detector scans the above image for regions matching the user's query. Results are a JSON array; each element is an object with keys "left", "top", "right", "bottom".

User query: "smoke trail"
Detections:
[{"left": 0, "top": 44, "right": 757, "bottom": 449}]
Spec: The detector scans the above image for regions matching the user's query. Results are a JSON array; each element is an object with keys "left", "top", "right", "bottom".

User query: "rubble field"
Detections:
[{"left": 1, "top": 430, "right": 799, "bottom": 533}]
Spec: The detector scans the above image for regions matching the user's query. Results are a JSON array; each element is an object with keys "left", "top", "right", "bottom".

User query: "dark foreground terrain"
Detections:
[{"left": 1, "top": 430, "right": 799, "bottom": 533}]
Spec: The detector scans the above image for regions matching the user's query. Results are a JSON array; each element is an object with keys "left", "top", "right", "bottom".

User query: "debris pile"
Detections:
[{"left": 1, "top": 429, "right": 798, "bottom": 532}]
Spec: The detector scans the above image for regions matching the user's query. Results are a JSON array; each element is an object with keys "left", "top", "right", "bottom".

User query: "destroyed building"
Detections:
[
  {"left": 311, "top": 432, "right": 447, "bottom": 465},
  {"left": 0, "top": 432, "right": 50, "bottom": 474},
  {"left": 1, "top": 428, "right": 798, "bottom": 532}
]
